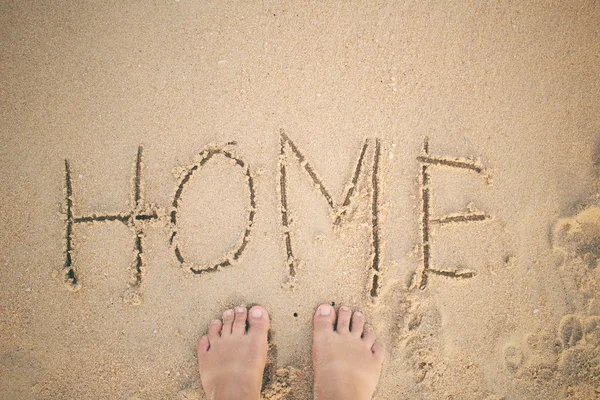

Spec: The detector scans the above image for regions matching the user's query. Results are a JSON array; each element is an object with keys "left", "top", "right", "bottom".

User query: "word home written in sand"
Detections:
[{"left": 61, "top": 132, "right": 492, "bottom": 299}]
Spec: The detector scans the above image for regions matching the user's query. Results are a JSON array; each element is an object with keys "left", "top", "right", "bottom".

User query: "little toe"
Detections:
[
  {"left": 362, "top": 324, "right": 376, "bottom": 347},
  {"left": 313, "top": 304, "right": 336, "bottom": 334},
  {"left": 350, "top": 311, "right": 365, "bottom": 337},
  {"left": 232, "top": 306, "right": 248, "bottom": 336},
  {"left": 197, "top": 335, "right": 210, "bottom": 354},
  {"left": 247, "top": 305, "right": 270, "bottom": 337},
  {"left": 336, "top": 306, "right": 352, "bottom": 334},
  {"left": 208, "top": 318, "right": 223, "bottom": 341},
  {"left": 221, "top": 309, "right": 235, "bottom": 336},
  {"left": 372, "top": 341, "right": 385, "bottom": 362}
]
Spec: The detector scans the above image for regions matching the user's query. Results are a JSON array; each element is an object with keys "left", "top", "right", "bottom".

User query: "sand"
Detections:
[{"left": 1, "top": 1, "right": 599, "bottom": 399}]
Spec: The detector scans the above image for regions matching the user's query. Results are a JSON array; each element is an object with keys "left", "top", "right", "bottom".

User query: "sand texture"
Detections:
[{"left": 1, "top": 1, "right": 600, "bottom": 399}]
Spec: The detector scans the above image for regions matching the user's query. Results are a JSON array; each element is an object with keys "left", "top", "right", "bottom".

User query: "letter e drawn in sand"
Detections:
[
  {"left": 169, "top": 145, "right": 256, "bottom": 274},
  {"left": 279, "top": 130, "right": 381, "bottom": 297},
  {"left": 62, "top": 146, "right": 158, "bottom": 292},
  {"left": 417, "top": 137, "right": 492, "bottom": 290}
]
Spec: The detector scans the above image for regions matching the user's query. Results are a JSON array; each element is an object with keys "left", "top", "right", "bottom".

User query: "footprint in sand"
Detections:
[
  {"left": 554, "top": 314, "right": 600, "bottom": 385},
  {"left": 584, "top": 315, "right": 600, "bottom": 347},
  {"left": 503, "top": 343, "right": 524, "bottom": 372},
  {"left": 516, "top": 201, "right": 600, "bottom": 396},
  {"left": 552, "top": 204, "right": 600, "bottom": 333},
  {"left": 558, "top": 314, "right": 584, "bottom": 349},
  {"left": 553, "top": 205, "right": 600, "bottom": 269}
]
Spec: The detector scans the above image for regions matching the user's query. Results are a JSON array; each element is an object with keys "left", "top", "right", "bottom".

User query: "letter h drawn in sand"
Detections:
[
  {"left": 278, "top": 129, "right": 382, "bottom": 297},
  {"left": 417, "top": 137, "right": 492, "bottom": 290},
  {"left": 63, "top": 146, "right": 158, "bottom": 291}
]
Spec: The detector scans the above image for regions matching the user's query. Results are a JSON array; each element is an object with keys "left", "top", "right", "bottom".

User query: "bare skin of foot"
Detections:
[
  {"left": 197, "top": 305, "right": 270, "bottom": 400},
  {"left": 313, "top": 304, "right": 385, "bottom": 400}
]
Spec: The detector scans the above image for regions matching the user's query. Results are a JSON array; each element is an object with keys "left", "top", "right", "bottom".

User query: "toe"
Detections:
[
  {"left": 372, "top": 341, "right": 385, "bottom": 362},
  {"left": 197, "top": 335, "right": 210, "bottom": 354},
  {"left": 336, "top": 306, "right": 352, "bottom": 334},
  {"left": 221, "top": 309, "right": 235, "bottom": 336},
  {"left": 247, "top": 305, "right": 270, "bottom": 337},
  {"left": 350, "top": 311, "right": 365, "bottom": 337},
  {"left": 208, "top": 319, "right": 222, "bottom": 341},
  {"left": 362, "top": 324, "right": 376, "bottom": 347},
  {"left": 232, "top": 306, "right": 248, "bottom": 336},
  {"left": 313, "top": 304, "right": 336, "bottom": 334}
]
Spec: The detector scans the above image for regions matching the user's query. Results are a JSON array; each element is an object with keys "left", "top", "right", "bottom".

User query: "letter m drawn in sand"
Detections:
[{"left": 278, "top": 129, "right": 382, "bottom": 297}]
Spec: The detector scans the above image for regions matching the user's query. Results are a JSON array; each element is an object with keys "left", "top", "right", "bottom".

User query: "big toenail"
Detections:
[
  {"left": 251, "top": 309, "right": 263, "bottom": 318},
  {"left": 236, "top": 307, "right": 245, "bottom": 313},
  {"left": 224, "top": 310, "right": 234, "bottom": 317},
  {"left": 319, "top": 305, "right": 332, "bottom": 315}
]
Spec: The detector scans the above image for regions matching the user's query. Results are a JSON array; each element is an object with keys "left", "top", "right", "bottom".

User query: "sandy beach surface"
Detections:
[{"left": 1, "top": 1, "right": 599, "bottom": 399}]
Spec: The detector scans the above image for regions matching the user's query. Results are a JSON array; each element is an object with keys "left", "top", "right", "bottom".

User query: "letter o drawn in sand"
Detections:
[{"left": 169, "top": 146, "right": 256, "bottom": 274}]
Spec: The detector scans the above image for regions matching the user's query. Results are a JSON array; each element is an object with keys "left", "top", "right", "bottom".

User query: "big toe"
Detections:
[
  {"left": 314, "top": 304, "right": 336, "bottom": 334},
  {"left": 247, "top": 305, "right": 270, "bottom": 337}
]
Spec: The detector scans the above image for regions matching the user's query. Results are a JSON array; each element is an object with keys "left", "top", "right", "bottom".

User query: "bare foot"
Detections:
[
  {"left": 197, "top": 305, "right": 270, "bottom": 400},
  {"left": 312, "top": 304, "right": 384, "bottom": 400}
]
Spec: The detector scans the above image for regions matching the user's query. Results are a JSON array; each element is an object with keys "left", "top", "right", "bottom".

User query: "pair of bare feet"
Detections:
[{"left": 197, "top": 304, "right": 384, "bottom": 400}]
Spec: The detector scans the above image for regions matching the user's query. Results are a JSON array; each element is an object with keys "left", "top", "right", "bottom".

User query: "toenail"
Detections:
[
  {"left": 210, "top": 319, "right": 221, "bottom": 325},
  {"left": 341, "top": 306, "right": 350, "bottom": 311},
  {"left": 251, "top": 308, "right": 263, "bottom": 318},
  {"left": 224, "top": 309, "right": 234, "bottom": 317},
  {"left": 354, "top": 311, "right": 363, "bottom": 317},
  {"left": 236, "top": 307, "right": 246, "bottom": 313},
  {"left": 319, "top": 305, "right": 332, "bottom": 316}
]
